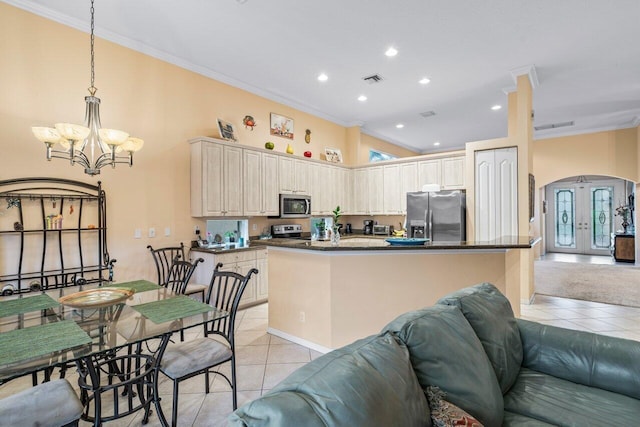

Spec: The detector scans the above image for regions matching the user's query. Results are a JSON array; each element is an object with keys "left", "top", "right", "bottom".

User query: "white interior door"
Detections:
[{"left": 546, "top": 179, "right": 622, "bottom": 255}]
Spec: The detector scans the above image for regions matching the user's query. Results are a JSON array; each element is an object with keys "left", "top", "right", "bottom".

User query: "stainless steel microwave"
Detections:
[{"left": 278, "top": 194, "right": 311, "bottom": 218}]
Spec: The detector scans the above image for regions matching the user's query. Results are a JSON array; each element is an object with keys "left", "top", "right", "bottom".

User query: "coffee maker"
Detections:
[{"left": 363, "top": 220, "right": 374, "bottom": 235}]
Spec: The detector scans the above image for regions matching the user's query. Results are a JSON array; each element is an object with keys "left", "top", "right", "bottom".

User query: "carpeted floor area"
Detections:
[{"left": 535, "top": 259, "right": 640, "bottom": 307}]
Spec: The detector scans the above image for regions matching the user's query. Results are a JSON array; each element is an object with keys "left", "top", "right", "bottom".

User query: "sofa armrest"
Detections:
[{"left": 517, "top": 318, "right": 640, "bottom": 399}]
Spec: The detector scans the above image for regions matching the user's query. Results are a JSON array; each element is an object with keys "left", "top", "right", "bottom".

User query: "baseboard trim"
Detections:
[{"left": 267, "top": 327, "right": 332, "bottom": 354}]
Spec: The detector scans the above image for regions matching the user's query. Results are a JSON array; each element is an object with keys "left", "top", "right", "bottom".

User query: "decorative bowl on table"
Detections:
[
  {"left": 58, "top": 287, "right": 134, "bottom": 308},
  {"left": 385, "top": 237, "right": 429, "bottom": 246}
]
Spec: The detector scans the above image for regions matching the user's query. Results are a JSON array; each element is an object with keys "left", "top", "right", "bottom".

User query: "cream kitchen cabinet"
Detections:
[
  {"left": 352, "top": 166, "right": 383, "bottom": 215},
  {"left": 333, "top": 166, "right": 352, "bottom": 214},
  {"left": 279, "top": 157, "right": 310, "bottom": 195},
  {"left": 192, "top": 248, "right": 266, "bottom": 309},
  {"left": 190, "top": 138, "right": 243, "bottom": 217},
  {"left": 243, "top": 150, "right": 279, "bottom": 216},
  {"left": 351, "top": 168, "right": 368, "bottom": 214},
  {"left": 256, "top": 249, "right": 268, "bottom": 300},
  {"left": 442, "top": 156, "right": 465, "bottom": 189},
  {"left": 417, "top": 156, "right": 465, "bottom": 190},
  {"left": 383, "top": 162, "right": 418, "bottom": 214},
  {"left": 309, "top": 162, "right": 335, "bottom": 215}
]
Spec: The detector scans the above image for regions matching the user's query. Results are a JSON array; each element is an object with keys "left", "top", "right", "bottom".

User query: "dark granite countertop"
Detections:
[
  {"left": 250, "top": 235, "right": 539, "bottom": 252},
  {"left": 190, "top": 245, "right": 262, "bottom": 255}
]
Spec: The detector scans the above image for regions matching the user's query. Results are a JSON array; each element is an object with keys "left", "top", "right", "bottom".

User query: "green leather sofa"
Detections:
[{"left": 229, "top": 283, "right": 640, "bottom": 426}]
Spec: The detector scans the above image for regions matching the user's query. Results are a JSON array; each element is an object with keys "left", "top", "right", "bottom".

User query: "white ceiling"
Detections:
[{"left": 6, "top": 0, "right": 640, "bottom": 153}]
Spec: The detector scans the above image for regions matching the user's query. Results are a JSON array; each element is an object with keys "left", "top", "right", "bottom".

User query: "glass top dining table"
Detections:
[{"left": 0, "top": 280, "right": 227, "bottom": 384}]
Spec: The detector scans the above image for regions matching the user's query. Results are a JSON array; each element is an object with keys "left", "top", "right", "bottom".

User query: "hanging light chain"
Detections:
[{"left": 88, "top": 0, "right": 97, "bottom": 96}]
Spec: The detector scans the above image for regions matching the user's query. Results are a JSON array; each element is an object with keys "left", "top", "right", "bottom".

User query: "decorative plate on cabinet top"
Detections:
[
  {"left": 58, "top": 287, "right": 134, "bottom": 308},
  {"left": 385, "top": 238, "right": 429, "bottom": 246}
]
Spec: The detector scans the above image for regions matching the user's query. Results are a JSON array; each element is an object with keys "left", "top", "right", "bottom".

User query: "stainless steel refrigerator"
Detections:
[{"left": 406, "top": 190, "right": 466, "bottom": 241}]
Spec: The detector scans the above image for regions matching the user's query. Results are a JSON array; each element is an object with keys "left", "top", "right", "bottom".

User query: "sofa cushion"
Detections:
[
  {"left": 518, "top": 318, "right": 640, "bottom": 399},
  {"left": 437, "top": 283, "right": 522, "bottom": 393},
  {"left": 502, "top": 411, "right": 556, "bottom": 426},
  {"left": 504, "top": 367, "right": 640, "bottom": 426},
  {"left": 229, "top": 331, "right": 431, "bottom": 427},
  {"left": 383, "top": 305, "right": 503, "bottom": 427}
]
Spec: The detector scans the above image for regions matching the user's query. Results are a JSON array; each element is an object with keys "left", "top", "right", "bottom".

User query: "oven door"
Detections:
[{"left": 279, "top": 194, "right": 311, "bottom": 218}]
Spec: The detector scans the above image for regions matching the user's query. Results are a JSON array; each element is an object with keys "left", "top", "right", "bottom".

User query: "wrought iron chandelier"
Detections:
[{"left": 31, "top": 0, "right": 143, "bottom": 176}]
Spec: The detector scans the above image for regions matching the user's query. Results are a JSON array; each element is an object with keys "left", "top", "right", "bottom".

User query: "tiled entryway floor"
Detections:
[{"left": 3, "top": 296, "right": 640, "bottom": 426}]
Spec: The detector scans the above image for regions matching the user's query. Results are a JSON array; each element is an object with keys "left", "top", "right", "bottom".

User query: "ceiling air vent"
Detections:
[
  {"left": 420, "top": 111, "right": 436, "bottom": 118},
  {"left": 362, "top": 74, "right": 384, "bottom": 84},
  {"left": 534, "top": 121, "right": 574, "bottom": 131}
]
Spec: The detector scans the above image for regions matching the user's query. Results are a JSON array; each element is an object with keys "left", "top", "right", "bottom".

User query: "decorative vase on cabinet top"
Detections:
[{"left": 286, "top": 144, "right": 294, "bottom": 154}]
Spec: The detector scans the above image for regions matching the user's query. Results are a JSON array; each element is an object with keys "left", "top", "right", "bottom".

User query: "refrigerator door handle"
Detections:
[{"left": 426, "top": 209, "right": 433, "bottom": 241}]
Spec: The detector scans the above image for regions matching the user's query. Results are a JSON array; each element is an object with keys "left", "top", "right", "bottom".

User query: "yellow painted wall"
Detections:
[
  {"left": 358, "top": 133, "right": 420, "bottom": 165},
  {"left": 0, "top": 3, "right": 350, "bottom": 282},
  {"left": 533, "top": 128, "right": 638, "bottom": 187}
]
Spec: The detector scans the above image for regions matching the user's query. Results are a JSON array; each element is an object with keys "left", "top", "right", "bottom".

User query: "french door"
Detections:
[{"left": 546, "top": 180, "right": 622, "bottom": 255}]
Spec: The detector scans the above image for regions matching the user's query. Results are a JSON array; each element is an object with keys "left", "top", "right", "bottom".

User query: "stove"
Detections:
[{"left": 271, "top": 224, "right": 303, "bottom": 238}]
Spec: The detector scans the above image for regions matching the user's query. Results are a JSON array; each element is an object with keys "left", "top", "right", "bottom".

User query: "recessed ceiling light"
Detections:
[
  {"left": 491, "top": 105, "right": 502, "bottom": 110},
  {"left": 419, "top": 77, "right": 431, "bottom": 85},
  {"left": 317, "top": 73, "right": 328, "bottom": 82},
  {"left": 396, "top": 123, "right": 404, "bottom": 129},
  {"left": 434, "top": 142, "right": 440, "bottom": 146},
  {"left": 385, "top": 47, "right": 398, "bottom": 57},
  {"left": 357, "top": 95, "right": 368, "bottom": 102}
]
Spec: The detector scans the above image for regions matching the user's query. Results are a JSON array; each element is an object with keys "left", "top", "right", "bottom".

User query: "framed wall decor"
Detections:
[
  {"left": 270, "top": 113, "right": 294, "bottom": 140},
  {"left": 529, "top": 173, "right": 535, "bottom": 222},
  {"left": 324, "top": 147, "right": 343, "bottom": 163},
  {"left": 217, "top": 118, "right": 237, "bottom": 141}
]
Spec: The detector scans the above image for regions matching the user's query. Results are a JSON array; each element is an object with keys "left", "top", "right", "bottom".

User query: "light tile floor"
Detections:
[{"left": 3, "top": 291, "right": 640, "bottom": 426}]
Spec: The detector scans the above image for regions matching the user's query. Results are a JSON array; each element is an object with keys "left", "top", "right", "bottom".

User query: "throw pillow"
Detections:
[
  {"left": 426, "top": 386, "right": 484, "bottom": 427},
  {"left": 437, "top": 283, "right": 523, "bottom": 393},
  {"left": 383, "top": 304, "right": 504, "bottom": 427}
]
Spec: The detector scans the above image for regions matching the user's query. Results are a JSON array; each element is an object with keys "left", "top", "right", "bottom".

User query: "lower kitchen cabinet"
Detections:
[{"left": 190, "top": 248, "right": 268, "bottom": 309}]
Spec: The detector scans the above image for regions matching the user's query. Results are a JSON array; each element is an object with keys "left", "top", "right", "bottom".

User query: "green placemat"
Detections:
[
  {"left": 0, "top": 320, "right": 92, "bottom": 366},
  {"left": 0, "top": 294, "right": 59, "bottom": 318},
  {"left": 132, "top": 295, "right": 212, "bottom": 325},
  {"left": 112, "top": 280, "right": 162, "bottom": 293}
]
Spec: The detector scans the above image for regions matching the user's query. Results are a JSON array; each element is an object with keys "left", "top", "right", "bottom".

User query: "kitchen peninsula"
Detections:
[{"left": 261, "top": 236, "right": 536, "bottom": 352}]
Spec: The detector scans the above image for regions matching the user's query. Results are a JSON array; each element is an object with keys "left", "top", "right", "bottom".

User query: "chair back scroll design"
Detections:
[
  {"left": 205, "top": 262, "right": 258, "bottom": 346},
  {"left": 147, "top": 243, "right": 186, "bottom": 286},
  {"left": 165, "top": 258, "right": 204, "bottom": 294}
]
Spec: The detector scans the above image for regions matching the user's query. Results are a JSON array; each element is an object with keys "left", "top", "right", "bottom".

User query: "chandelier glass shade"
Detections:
[{"left": 31, "top": 0, "right": 143, "bottom": 176}]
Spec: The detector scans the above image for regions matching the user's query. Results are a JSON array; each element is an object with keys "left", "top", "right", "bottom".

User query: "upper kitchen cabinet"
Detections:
[
  {"left": 279, "top": 157, "right": 310, "bottom": 195},
  {"left": 384, "top": 162, "right": 418, "bottom": 214},
  {"left": 190, "top": 138, "right": 243, "bottom": 217},
  {"left": 243, "top": 150, "right": 279, "bottom": 216},
  {"left": 442, "top": 156, "right": 465, "bottom": 189},
  {"left": 309, "top": 162, "right": 334, "bottom": 215},
  {"left": 352, "top": 166, "right": 384, "bottom": 215},
  {"left": 417, "top": 155, "right": 465, "bottom": 190},
  {"left": 333, "top": 166, "right": 352, "bottom": 214}
]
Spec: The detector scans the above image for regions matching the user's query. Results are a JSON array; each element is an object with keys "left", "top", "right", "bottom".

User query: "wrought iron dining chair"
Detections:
[
  {"left": 0, "top": 378, "right": 84, "bottom": 427},
  {"left": 147, "top": 243, "right": 207, "bottom": 300},
  {"left": 75, "top": 343, "right": 159, "bottom": 426},
  {"left": 158, "top": 262, "right": 258, "bottom": 426}
]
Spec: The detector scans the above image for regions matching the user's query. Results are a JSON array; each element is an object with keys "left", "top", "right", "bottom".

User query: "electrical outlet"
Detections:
[
  {"left": 148, "top": 227, "right": 156, "bottom": 238},
  {"left": 164, "top": 227, "right": 171, "bottom": 236},
  {"left": 134, "top": 228, "right": 141, "bottom": 239},
  {"left": 299, "top": 311, "right": 306, "bottom": 323},
  {"left": 252, "top": 224, "right": 257, "bottom": 231}
]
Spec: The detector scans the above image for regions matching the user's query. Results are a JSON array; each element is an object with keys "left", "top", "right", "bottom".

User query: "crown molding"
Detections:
[
  {"left": 359, "top": 128, "right": 423, "bottom": 154},
  {"left": 631, "top": 116, "right": 640, "bottom": 128},
  {"left": 534, "top": 123, "right": 638, "bottom": 140},
  {"left": 510, "top": 64, "right": 539, "bottom": 89}
]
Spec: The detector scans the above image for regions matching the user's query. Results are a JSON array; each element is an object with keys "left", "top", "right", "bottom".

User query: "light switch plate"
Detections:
[
  {"left": 148, "top": 227, "right": 156, "bottom": 238},
  {"left": 134, "top": 228, "right": 142, "bottom": 239},
  {"left": 164, "top": 227, "right": 171, "bottom": 236}
]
